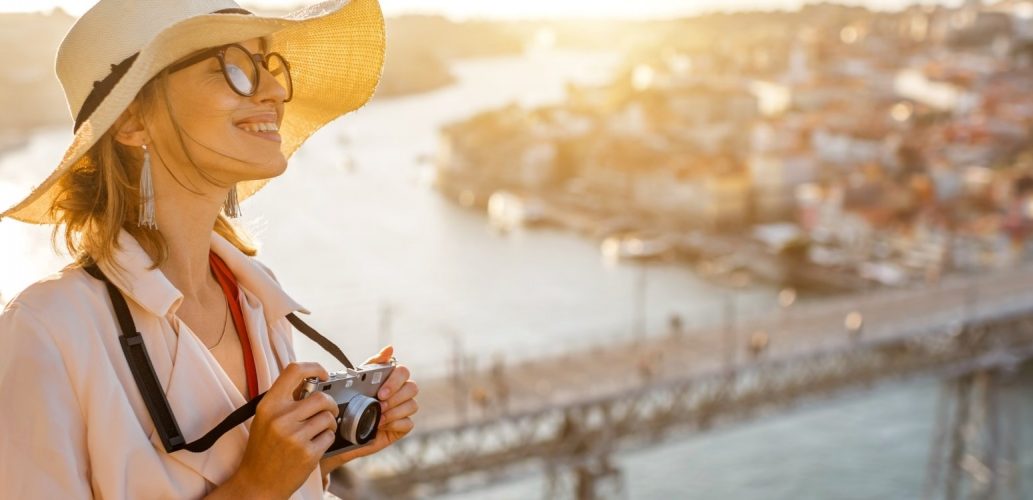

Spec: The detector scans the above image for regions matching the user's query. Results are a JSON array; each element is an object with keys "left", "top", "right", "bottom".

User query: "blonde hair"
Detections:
[{"left": 50, "top": 72, "right": 258, "bottom": 269}]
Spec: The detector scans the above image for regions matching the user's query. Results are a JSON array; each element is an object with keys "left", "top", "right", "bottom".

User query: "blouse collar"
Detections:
[{"left": 95, "top": 228, "right": 309, "bottom": 319}]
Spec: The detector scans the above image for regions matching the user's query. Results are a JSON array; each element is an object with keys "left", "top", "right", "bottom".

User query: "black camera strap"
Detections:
[{"left": 84, "top": 263, "right": 355, "bottom": 453}]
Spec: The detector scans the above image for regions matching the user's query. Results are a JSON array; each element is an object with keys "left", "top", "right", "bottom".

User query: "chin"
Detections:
[
  {"left": 224, "top": 157, "right": 285, "bottom": 184},
  {"left": 253, "top": 158, "right": 289, "bottom": 179}
]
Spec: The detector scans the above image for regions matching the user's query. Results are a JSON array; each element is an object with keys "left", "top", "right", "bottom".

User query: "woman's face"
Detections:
[{"left": 150, "top": 37, "right": 289, "bottom": 186}]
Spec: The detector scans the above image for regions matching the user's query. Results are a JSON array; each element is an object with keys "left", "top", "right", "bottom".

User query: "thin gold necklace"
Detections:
[{"left": 206, "top": 294, "right": 230, "bottom": 351}]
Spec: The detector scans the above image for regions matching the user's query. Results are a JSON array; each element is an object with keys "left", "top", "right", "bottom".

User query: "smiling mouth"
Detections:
[{"left": 235, "top": 122, "right": 282, "bottom": 142}]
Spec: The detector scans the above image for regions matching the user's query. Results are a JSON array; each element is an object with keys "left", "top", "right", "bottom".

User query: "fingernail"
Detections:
[{"left": 379, "top": 389, "right": 389, "bottom": 399}]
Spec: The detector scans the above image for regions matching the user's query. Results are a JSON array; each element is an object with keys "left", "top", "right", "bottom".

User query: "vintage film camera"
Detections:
[{"left": 299, "top": 359, "right": 397, "bottom": 456}]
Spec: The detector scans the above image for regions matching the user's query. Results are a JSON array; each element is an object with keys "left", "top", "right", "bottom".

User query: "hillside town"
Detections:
[{"left": 436, "top": 0, "right": 1033, "bottom": 289}]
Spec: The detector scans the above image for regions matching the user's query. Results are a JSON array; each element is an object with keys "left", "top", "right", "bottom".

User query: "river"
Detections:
[{"left": 1, "top": 49, "right": 1030, "bottom": 499}]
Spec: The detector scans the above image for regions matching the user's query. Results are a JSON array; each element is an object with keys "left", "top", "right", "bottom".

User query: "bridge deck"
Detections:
[
  {"left": 409, "top": 263, "right": 1033, "bottom": 432},
  {"left": 349, "top": 263, "right": 1033, "bottom": 496}
]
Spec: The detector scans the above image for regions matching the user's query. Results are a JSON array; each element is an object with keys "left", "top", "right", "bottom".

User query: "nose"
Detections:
[{"left": 253, "top": 63, "right": 288, "bottom": 105}]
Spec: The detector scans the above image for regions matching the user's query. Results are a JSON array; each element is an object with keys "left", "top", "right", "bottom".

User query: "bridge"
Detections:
[{"left": 342, "top": 264, "right": 1033, "bottom": 499}]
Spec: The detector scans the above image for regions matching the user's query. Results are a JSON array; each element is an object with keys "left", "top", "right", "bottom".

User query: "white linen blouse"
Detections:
[{"left": 0, "top": 229, "right": 327, "bottom": 499}]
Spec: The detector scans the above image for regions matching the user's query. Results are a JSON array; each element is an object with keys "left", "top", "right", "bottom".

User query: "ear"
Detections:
[{"left": 112, "top": 101, "right": 150, "bottom": 148}]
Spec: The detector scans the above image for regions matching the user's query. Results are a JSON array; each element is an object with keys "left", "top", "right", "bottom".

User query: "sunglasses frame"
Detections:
[{"left": 166, "top": 43, "right": 293, "bottom": 102}]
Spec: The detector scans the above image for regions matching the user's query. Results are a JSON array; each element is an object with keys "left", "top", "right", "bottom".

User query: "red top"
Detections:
[{"left": 209, "top": 251, "right": 259, "bottom": 400}]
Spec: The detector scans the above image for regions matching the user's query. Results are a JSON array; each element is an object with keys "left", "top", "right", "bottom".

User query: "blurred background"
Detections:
[{"left": 2, "top": 0, "right": 1033, "bottom": 499}]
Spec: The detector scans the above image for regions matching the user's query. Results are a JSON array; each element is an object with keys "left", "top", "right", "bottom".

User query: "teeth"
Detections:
[{"left": 238, "top": 122, "right": 278, "bottom": 133}]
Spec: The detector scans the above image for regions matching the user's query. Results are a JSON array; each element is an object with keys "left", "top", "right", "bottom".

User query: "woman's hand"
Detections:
[
  {"left": 224, "top": 362, "right": 339, "bottom": 499},
  {"left": 319, "top": 345, "right": 419, "bottom": 479}
]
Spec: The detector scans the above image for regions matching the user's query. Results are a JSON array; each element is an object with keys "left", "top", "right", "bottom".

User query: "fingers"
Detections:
[
  {"left": 310, "top": 428, "right": 337, "bottom": 456},
  {"left": 380, "top": 416, "right": 414, "bottom": 435},
  {"left": 380, "top": 399, "right": 419, "bottom": 427},
  {"left": 293, "top": 390, "right": 340, "bottom": 420},
  {"left": 363, "top": 345, "right": 394, "bottom": 366},
  {"left": 382, "top": 380, "right": 418, "bottom": 410},
  {"left": 268, "top": 362, "right": 329, "bottom": 402},
  {"left": 300, "top": 409, "right": 339, "bottom": 441},
  {"left": 377, "top": 364, "right": 411, "bottom": 400}
]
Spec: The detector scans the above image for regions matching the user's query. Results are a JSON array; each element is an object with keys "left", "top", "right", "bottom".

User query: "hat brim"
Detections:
[{"left": 0, "top": 0, "right": 385, "bottom": 224}]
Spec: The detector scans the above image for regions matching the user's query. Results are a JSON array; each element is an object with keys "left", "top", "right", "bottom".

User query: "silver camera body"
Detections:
[{"left": 299, "top": 359, "right": 397, "bottom": 457}]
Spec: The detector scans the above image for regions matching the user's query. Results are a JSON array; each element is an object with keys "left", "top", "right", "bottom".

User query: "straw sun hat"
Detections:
[{"left": 0, "top": 0, "right": 385, "bottom": 224}]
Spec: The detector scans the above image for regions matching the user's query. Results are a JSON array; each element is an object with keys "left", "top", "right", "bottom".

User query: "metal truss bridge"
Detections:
[{"left": 342, "top": 268, "right": 1033, "bottom": 500}]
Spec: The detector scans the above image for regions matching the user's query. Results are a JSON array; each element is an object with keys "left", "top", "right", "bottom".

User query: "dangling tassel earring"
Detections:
[
  {"left": 224, "top": 183, "right": 242, "bottom": 218},
  {"left": 138, "top": 144, "right": 157, "bottom": 229}
]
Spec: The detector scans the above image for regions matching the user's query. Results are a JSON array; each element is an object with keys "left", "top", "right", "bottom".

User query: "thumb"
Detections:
[{"left": 364, "top": 345, "right": 394, "bottom": 365}]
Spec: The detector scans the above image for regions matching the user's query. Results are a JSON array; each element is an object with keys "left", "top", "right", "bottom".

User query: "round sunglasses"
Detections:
[{"left": 167, "top": 43, "right": 293, "bottom": 102}]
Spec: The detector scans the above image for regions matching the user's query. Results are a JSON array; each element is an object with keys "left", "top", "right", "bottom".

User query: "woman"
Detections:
[{"left": 0, "top": 0, "right": 418, "bottom": 498}]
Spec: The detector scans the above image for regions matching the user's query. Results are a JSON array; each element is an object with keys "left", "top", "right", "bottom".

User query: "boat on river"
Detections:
[
  {"left": 487, "top": 190, "right": 548, "bottom": 230},
  {"left": 600, "top": 232, "right": 674, "bottom": 261}
]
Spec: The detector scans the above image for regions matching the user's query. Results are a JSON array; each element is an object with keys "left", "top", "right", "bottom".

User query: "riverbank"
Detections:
[{"left": 435, "top": 169, "right": 873, "bottom": 292}]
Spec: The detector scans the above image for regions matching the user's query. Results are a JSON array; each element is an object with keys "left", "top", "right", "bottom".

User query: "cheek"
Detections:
[
  {"left": 166, "top": 87, "right": 286, "bottom": 172},
  {"left": 174, "top": 78, "right": 236, "bottom": 119},
  {"left": 168, "top": 94, "right": 239, "bottom": 140}
]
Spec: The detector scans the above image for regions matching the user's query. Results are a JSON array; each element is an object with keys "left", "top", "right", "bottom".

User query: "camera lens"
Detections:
[
  {"left": 339, "top": 394, "right": 381, "bottom": 445},
  {"left": 356, "top": 403, "right": 380, "bottom": 442}
]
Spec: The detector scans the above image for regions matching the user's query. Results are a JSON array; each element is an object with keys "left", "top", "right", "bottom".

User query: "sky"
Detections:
[{"left": 0, "top": 0, "right": 964, "bottom": 20}]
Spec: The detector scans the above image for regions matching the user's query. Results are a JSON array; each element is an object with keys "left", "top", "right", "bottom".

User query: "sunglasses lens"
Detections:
[
  {"left": 267, "top": 54, "right": 293, "bottom": 101},
  {"left": 222, "top": 45, "right": 258, "bottom": 95}
]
